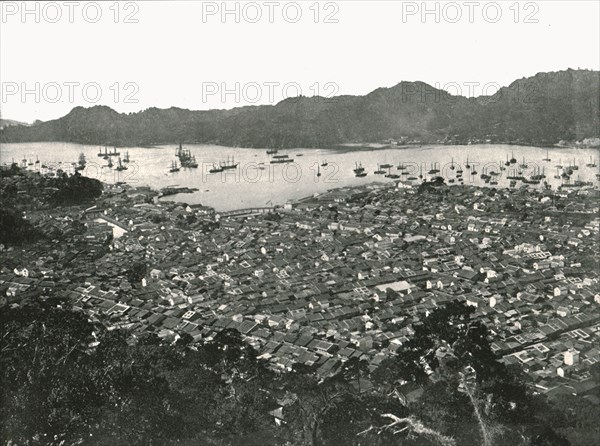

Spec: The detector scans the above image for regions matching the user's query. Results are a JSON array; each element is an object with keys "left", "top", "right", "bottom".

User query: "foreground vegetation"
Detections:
[{"left": 2, "top": 297, "right": 597, "bottom": 446}]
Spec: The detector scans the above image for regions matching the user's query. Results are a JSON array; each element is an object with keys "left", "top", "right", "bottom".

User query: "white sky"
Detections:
[{"left": 1, "top": 0, "right": 599, "bottom": 123}]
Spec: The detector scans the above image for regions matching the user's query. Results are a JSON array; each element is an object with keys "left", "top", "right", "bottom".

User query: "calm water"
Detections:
[{"left": 1, "top": 142, "right": 599, "bottom": 211}]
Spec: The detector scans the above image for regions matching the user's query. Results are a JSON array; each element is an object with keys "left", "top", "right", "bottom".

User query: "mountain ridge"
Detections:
[{"left": 2, "top": 69, "right": 598, "bottom": 148}]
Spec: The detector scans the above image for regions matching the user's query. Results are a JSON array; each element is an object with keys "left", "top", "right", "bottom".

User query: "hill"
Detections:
[{"left": 2, "top": 69, "right": 598, "bottom": 148}]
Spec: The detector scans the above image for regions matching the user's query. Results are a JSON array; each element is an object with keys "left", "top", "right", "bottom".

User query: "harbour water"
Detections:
[{"left": 1, "top": 142, "right": 599, "bottom": 211}]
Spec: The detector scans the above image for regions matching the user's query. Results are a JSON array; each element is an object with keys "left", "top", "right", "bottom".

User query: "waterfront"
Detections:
[{"left": 1, "top": 142, "right": 599, "bottom": 211}]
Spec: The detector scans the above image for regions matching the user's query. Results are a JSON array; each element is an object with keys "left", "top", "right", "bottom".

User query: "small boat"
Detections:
[
  {"left": 542, "top": 149, "right": 551, "bottom": 162},
  {"left": 465, "top": 157, "right": 471, "bottom": 169},
  {"left": 428, "top": 163, "right": 439, "bottom": 175},
  {"left": 380, "top": 163, "right": 393, "bottom": 169},
  {"left": 374, "top": 164, "right": 386, "bottom": 175},
  {"left": 35, "top": 156, "right": 40, "bottom": 165},
  {"left": 169, "top": 160, "right": 180, "bottom": 173},
  {"left": 266, "top": 149, "right": 278, "bottom": 155},
  {"left": 116, "top": 157, "right": 128, "bottom": 172},
  {"left": 504, "top": 155, "right": 510, "bottom": 167},
  {"left": 123, "top": 151, "right": 130, "bottom": 163},
  {"left": 510, "top": 152, "right": 517, "bottom": 164},
  {"left": 321, "top": 160, "right": 328, "bottom": 167},
  {"left": 385, "top": 166, "right": 400, "bottom": 179},
  {"left": 316, "top": 165, "right": 321, "bottom": 177},
  {"left": 571, "top": 158, "right": 579, "bottom": 170},
  {"left": 553, "top": 167, "right": 561, "bottom": 180},
  {"left": 585, "top": 156, "right": 596, "bottom": 168},
  {"left": 520, "top": 157, "right": 528, "bottom": 169},
  {"left": 449, "top": 158, "right": 455, "bottom": 170},
  {"left": 296, "top": 153, "right": 304, "bottom": 157}
]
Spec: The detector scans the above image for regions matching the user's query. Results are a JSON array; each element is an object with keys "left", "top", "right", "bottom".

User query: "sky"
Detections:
[{"left": 1, "top": 0, "right": 599, "bottom": 123}]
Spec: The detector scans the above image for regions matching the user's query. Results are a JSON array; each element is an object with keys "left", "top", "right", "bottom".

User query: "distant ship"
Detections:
[
  {"left": 116, "top": 157, "right": 128, "bottom": 172},
  {"left": 111, "top": 147, "right": 120, "bottom": 157},
  {"left": 123, "top": 151, "right": 130, "bottom": 163},
  {"left": 520, "top": 157, "right": 528, "bottom": 169},
  {"left": 76, "top": 153, "right": 86, "bottom": 171},
  {"left": 209, "top": 163, "right": 224, "bottom": 173},
  {"left": 220, "top": 156, "right": 238, "bottom": 170},
  {"left": 270, "top": 154, "right": 294, "bottom": 164},
  {"left": 169, "top": 160, "right": 180, "bottom": 173},
  {"left": 266, "top": 149, "right": 279, "bottom": 155},
  {"left": 354, "top": 162, "right": 367, "bottom": 177},
  {"left": 542, "top": 148, "right": 551, "bottom": 162},
  {"left": 176, "top": 143, "right": 199, "bottom": 168},
  {"left": 321, "top": 160, "right": 328, "bottom": 167},
  {"left": 585, "top": 156, "right": 597, "bottom": 168},
  {"left": 374, "top": 164, "right": 386, "bottom": 175}
]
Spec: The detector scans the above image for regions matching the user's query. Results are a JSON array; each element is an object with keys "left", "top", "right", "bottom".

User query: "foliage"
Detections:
[{"left": 0, "top": 208, "right": 44, "bottom": 246}]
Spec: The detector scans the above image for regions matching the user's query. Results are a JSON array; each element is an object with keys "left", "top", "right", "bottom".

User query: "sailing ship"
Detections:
[
  {"left": 169, "top": 160, "right": 180, "bottom": 173},
  {"left": 542, "top": 148, "right": 551, "bottom": 162},
  {"left": 111, "top": 147, "right": 120, "bottom": 157},
  {"left": 519, "top": 157, "right": 528, "bottom": 169},
  {"left": 510, "top": 152, "right": 517, "bottom": 164},
  {"left": 571, "top": 158, "right": 579, "bottom": 170},
  {"left": 585, "top": 156, "right": 597, "bottom": 168},
  {"left": 115, "top": 157, "right": 128, "bottom": 171},
  {"left": 353, "top": 162, "right": 367, "bottom": 177},
  {"left": 220, "top": 156, "right": 238, "bottom": 170},
  {"left": 321, "top": 160, "right": 328, "bottom": 167},
  {"left": 175, "top": 143, "right": 199, "bottom": 168},
  {"left": 123, "top": 151, "right": 130, "bottom": 163},
  {"left": 107, "top": 157, "right": 113, "bottom": 169}
]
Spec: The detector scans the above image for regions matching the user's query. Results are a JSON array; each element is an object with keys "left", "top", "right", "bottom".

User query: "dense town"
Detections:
[{"left": 2, "top": 164, "right": 599, "bottom": 410}]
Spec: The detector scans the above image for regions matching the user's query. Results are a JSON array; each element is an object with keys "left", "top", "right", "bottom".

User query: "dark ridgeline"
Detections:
[{"left": 1, "top": 69, "right": 598, "bottom": 148}]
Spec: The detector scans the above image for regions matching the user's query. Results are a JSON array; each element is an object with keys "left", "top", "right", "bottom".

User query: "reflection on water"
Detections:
[{"left": 2, "top": 142, "right": 599, "bottom": 211}]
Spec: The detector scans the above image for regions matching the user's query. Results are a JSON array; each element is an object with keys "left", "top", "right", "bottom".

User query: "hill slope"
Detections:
[{"left": 2, "top": 69, "right": 598, "bottom": 148}]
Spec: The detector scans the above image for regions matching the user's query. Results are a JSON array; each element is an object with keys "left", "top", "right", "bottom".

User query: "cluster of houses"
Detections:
[{"left": 1, "top": 179, "right": 599, "bottom": 403}]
